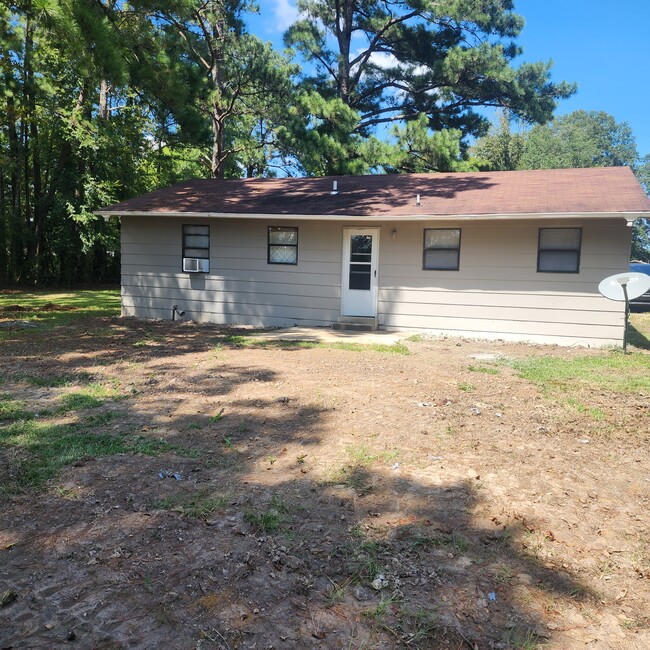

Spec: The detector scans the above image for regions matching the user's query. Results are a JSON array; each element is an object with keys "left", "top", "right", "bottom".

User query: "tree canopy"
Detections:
[
  {"left": 0, "top": 1, "right": 647, "bottom": 284},
  {"left": 472, "top": 110, "right": 650, "bottom": 260}
]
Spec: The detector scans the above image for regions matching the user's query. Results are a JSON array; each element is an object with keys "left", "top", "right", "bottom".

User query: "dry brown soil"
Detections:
[{"left": 1, "top": 317, "right": 649, "bottom": 649}]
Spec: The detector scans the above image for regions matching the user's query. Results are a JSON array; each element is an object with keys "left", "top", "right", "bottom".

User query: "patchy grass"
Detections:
[
  {"left": 468, "top": 364, "right": 500, "bottom": 375},
  {"left": 20, "top": 373, "right": 91, "bottom": 388},
  {"left": 83, "top": 411, "right": 120, "bottom": 426},
  {"left": 154, "top": 491, "right": 229, "bottom": 519},
  {"left": 244, "top": 494, "right": 291, "bottom": 533},
  {"left": 330, "top": 341, "right": 410, "bottom": 355},
  {"left": 406, "top": 333, "right": 424, "bottom": 343},
  {"left": 56, "top": 382, "right": 125, "bottom": 414},
  {"left": 565, "top": 397, "right": 605, "bottom": 421},
  {"left": 0, "top": 420, "right": 192, "bottom": 493},
  {"left": 219, "top": 335, "right": 410, "bottom": 355},
  {"left": 346, "top": 444, "right": 376, "bottom": 466},
  {"left": 58, "top": 393, "right": 104, "bottom": 412},
  {"left": 0, "top": 396, "right": 34, "bottom": 422}
]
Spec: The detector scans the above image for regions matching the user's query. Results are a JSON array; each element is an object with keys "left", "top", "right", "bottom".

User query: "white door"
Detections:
[{"left": 341, "top": 228, "right": 379, "bottom": 317}]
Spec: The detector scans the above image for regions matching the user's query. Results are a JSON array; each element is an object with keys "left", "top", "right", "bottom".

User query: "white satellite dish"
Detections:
[
  {"left": 598, "top": 272, "right": 650, "bottom": 353},
  {"left": 598, "top": 272, "right": 650, "bottom": 302}
]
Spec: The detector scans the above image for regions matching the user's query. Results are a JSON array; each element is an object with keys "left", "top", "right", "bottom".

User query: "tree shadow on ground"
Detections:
[{"left": 0, "top": 319, "right": 607, "bottom": 649}]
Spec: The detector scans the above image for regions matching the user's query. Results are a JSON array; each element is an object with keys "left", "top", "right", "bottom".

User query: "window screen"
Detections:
[
  {"left": 423, "top": 229, "right": 461, "bottom": 270},
  {"left": 182, "top": 225, "right": 210, "bottom": 273},
  {"left": 537, "top": 228, "right": 581, "bottom": 273},
  {"left": 268, "top": 227, "right": 298, "bottom": 265}
]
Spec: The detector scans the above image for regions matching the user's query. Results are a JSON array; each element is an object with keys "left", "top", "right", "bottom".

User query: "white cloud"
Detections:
[
  {"left": 352, "top": 50, "right": 428, "bottom": 76},
  {"left": 366, "top": 52, "right": 399, "bottom": 70},
  {"left": 269, "top": 0, "right": 299, "bottom": 31}
]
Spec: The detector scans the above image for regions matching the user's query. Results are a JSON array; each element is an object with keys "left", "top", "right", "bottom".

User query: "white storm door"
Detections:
[{"left": 341, "top": 228, "right": 379, "bottom": 317}]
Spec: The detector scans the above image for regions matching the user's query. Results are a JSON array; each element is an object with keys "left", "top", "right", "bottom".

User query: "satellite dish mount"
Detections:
[{"left": 598, "top": 272, "right": 650, "bottom": 353}]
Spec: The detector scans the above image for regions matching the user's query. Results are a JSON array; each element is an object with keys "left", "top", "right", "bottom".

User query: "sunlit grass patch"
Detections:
[
  {"left": 220, "top": 335, "right": 410, "bottom": 355},
  {"left": 326, "top": 341, "right": 410, "bottom": 355},
  {"left": 56, "top": 381, "right": 125, "bottom": 413},
  {"left": 0, "top": 419, "right": 194, "bottom": 494},
  {"left": 0, "top": 289, "right": 120, "bottom": 334},
  {"left": 0, "top": 395, "right": 34, "bottom": 422},
  {"left": 58, "top": 393, "right": 103, "bottom": 412},
  {"left": 511, "top": 353, "right": 650, "bottom": 394}
]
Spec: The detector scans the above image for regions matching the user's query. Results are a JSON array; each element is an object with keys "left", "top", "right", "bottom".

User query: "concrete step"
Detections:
[
  {"left": 333, "top": 316, "right": 377, "bottom": 332},
  {"left": 331, "top": 322, "right": 375, "bottom": 332}
]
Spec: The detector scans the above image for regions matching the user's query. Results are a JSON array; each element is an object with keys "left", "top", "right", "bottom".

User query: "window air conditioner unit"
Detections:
[{"left": 183, "top": 257, "right": 209, "bottom": 273}]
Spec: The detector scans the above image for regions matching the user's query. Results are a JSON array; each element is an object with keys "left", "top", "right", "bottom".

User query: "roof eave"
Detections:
[{"left": 95, "top": 210, "right": 648, "bottom": 222}]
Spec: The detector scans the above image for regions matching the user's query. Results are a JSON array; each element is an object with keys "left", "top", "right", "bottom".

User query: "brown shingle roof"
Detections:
[{"left": 98, "top": 167, "right": 650, "bottom": 218}]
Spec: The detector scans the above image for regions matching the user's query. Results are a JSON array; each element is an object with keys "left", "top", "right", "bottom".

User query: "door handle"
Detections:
[{"left": 374, "top": 270, "right": 377, "bottom": 278}]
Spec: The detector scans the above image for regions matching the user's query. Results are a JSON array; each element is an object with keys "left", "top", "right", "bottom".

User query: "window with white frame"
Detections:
[
  {"left": 268, "top": 226, "right": 298, "bottom": 265},
  {"left": 537, "top": 228, "right": 581, "bottom": 273},
  {"left": 423, "top": 228, "right": 461, "bottom": 270}
]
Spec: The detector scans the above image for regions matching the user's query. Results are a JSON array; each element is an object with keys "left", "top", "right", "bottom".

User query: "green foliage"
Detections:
[
  {"left": 473, "top": 110, "right": 638, "bottom": 171},
  {"left": 278, "top": 91, "right": 386, "bottom": 175},
  {"left": 470, "top": 110, "right": 526, "bottom": 171},
  {"left": 387, "top": 114, "right": 479, "bottom": 173},
  {"left": 520, "top": 110, "right": 638, "bottom": 170},
  {"left": 473, "top": 110, "right": 650, "bottom": 260},
  {"left": 632, "top": 155, "right": 650, "bottom": 261},
  {"left": 286, "top": 0, "right": 574, "bottom": 140},
  {"left": 4, "top": 1, "right": 645, "bottom": 282}
]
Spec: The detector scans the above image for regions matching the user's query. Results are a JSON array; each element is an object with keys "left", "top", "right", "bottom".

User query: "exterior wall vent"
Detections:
[{"left": 183, "top": 257, "right": 209, "bottom": 273}]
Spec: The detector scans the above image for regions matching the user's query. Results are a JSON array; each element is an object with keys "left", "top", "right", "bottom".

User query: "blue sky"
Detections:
[{"left": 250, "top": 0, "right": 650, "bottom": 157}]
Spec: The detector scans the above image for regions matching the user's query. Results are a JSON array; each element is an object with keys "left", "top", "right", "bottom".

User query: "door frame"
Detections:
[{"left": 340, "top": 227, "right": 380, "bottom": 317}]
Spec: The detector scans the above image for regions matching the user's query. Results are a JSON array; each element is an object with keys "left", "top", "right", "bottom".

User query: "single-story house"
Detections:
[{"left": 97, "top": 167, "right": 650, "bottom": 347}]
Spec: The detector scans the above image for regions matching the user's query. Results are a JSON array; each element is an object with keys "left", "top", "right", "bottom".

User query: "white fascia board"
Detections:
[{"left": 95, "top": 210, "right": 648, "bottom": 222}]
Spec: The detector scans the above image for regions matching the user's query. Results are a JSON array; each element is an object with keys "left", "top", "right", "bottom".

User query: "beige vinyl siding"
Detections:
[
  {"left": 121, "top": 217, "right": 342, "bottom": 327},
  {"left": 377, "top": 218, "right": 629, "bottom": 346},
  {"left": 121, "top": 215, "right": 630, "bottom": 346}
]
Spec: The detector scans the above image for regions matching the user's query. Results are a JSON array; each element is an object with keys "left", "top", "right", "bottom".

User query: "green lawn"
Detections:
[{"left": 0, "top": 288, "right": 120, "bottom": 332}]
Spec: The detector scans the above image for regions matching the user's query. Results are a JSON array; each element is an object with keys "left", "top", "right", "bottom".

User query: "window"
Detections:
[
  {"left": 268, "top": 226, "right": 298, "bottom": 265},
  {"left": 182, "top": 224, "right": 209, "bottom": 272},
  {"left": 423, "top": 228, "right": 461, "bottom": 270},
  {"left": 537, "top": 228, "right": 581, "bottom": 273}
]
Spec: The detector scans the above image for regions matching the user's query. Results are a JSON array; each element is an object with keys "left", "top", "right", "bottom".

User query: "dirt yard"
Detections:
[{"left": 1, "top": 316, "right": 649, "bottom": 649}]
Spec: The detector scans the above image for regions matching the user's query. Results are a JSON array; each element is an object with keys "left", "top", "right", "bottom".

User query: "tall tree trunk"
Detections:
[
  {"left": 0, "top": 169, "right": 7, "bottom": 285},
  {"left": 24, "top": 9, "right": 46, "bottom": 279},
  {"left": 211, "top": 106, "right": 225, "bottom": 179},
  {"left": 335, "top": 0, "right": 353, "bottom": 104},
  {"left": 7, "top": 87, "right": 23, "bottom": 282},
  {"left": 99, "top": 79, "right": 109, "bottom": 121}
]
